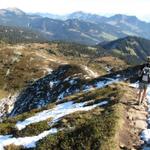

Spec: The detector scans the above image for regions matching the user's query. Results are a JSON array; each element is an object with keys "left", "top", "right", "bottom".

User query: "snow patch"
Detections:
[
  {"left": 83, "top": 78, "right": 120, "bottom": 92},
  {"left": 16, "top": 100, "right": 108, "bottom": 130},
  {"left": 0, "top": 128, "right": 57, "bottom": 149},
  {"left": 5, "top": 69, "right": 10, "bottom": 76},
  {"left": 83, "top": 66, "right": 99, "bottom": 78},
  {"left": 129, "top": 81, "right": 139, "bottom": 89},
  {"left": 141, "top": 129, "right": 150, "bottom": 144},
  {"left": 0, "top": 94, "right": 18, "bottom": 118},
  {"left": 44, "top": 68, "right": 53, "bottom": 74},
  {"left": 105, "top": 66, "right": 112, "bottom": 72}
]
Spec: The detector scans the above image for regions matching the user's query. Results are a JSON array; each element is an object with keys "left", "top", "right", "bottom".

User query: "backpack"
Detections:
[{"left": 141, "top": 66, "right": 150, "bottom": 83}]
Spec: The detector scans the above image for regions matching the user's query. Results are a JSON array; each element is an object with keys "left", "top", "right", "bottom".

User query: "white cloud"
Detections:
[{"left": 0, "top": 0, "right": 150, "bottom": 21}]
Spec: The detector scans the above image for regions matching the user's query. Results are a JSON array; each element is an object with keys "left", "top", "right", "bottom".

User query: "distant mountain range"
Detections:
[{"left": 0, "top": 8, "right": 150, "bottom": 45}]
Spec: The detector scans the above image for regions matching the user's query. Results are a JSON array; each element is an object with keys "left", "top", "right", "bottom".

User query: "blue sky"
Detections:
[{"left": 0, "top": 0, "right": 150, "bottom": 21}]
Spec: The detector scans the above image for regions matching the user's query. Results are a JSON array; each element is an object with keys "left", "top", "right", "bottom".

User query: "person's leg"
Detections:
[
  {"left": 138, "top": 89, "right": 143, "bottom": 105},
  {"left": 141, "top": 87, "right": 147, "bottom": 104},
  {"left": 138, "top": 82, "right": 143, "bottom": 105}
]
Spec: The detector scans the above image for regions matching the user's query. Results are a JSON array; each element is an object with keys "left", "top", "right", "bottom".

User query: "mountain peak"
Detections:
[
  {"left": 68, "top": 11, "right": 90, "bottom": 18},
  {"left": 110, "top": 14, "right": 139, "bottom": 21},
  {"left": 71, "top": 11, "right": 85, "bottom": 14},
  {"left": 0, "top": 7, "right": 25, "bottom": 16}
]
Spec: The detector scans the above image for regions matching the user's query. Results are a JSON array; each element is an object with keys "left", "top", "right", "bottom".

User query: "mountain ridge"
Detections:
[{"left": 101, "top": 36, "right": 150, "bottom": 64}]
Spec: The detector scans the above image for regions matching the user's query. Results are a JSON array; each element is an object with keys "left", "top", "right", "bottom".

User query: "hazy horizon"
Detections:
[
  {"left": 0, "top": 7, "right": 149, "bottom": 23},
  {"left": 0, "top": 0, "right": 150, "bottom": 22}
]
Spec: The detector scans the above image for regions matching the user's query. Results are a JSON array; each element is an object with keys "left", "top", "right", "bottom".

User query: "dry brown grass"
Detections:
[
  {"left": 0, "top": 43, "right": 67, "bottom": 92},
  {"left": 95, "top": 55, "right": 128, "bottom": 71},
  {"left": 0, "top": 89, "right": 9, "bottom": 99},
  {"left": 4, "top": 144, "right": 23, "bottom": 150}
]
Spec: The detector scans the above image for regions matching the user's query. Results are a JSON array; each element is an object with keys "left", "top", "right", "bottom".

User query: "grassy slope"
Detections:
[
  {"left": 0, "top": 42, "right": 128, "bottom": 98},
  {"left": 102, "top": 36, "right": 150, "bottom": 65},
  {"left": 0, "top": 43, "right": 65, "bottom": 95},
  {"left": 35, "top": 84, "right": 125, "bottom": 150},
  {"left": 36, "top": 83, "right": 139, "bottom": 150},
  {"left": 36, "top": 105, "right": 123, "bottom": 150},
  {"left": 0, "top": 42, "right": 130, "bottom": 149},
  {"left": 1, "top": 83, "right": 127, "bottom": 150}
]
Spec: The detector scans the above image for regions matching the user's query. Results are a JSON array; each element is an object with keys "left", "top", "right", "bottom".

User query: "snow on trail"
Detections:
[
  {"left": 0, "top": 128, "right": 57, "bottom": 149},
  {"left": 16, "top": 101, "right": 108, "bottom": 130}
]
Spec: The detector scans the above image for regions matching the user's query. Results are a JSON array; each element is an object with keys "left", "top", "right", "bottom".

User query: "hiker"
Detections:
[{"left": 138, "top": 56, "right": 150, "bottom": 105}]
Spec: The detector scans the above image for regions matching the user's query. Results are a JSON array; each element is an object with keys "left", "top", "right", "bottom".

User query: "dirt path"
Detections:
[{"left": 119, "top": 83, "right": 148, "bottom": 149}]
